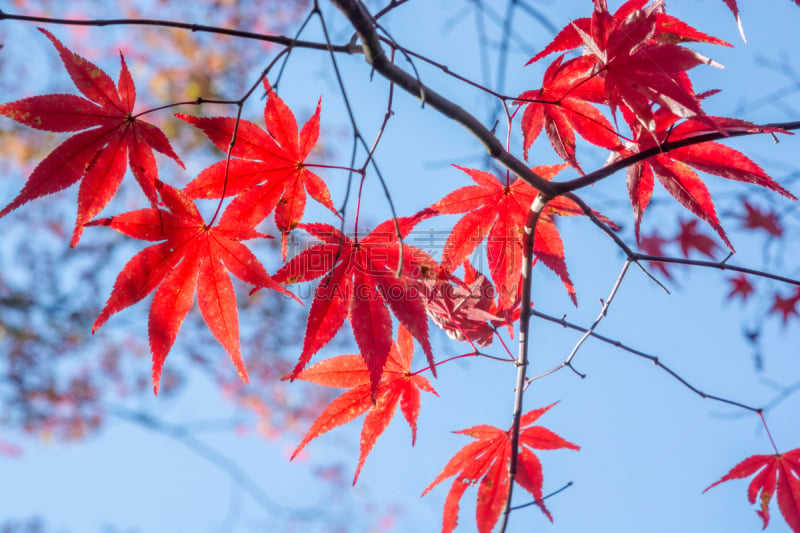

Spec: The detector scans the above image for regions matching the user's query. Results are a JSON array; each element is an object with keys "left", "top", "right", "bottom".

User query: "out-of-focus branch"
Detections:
[
  {"left": 108, "top": 405, "right": 329, "bottom": 521},
  {"left": 330, "top": 0, "right": 557, "bottom": 197}
]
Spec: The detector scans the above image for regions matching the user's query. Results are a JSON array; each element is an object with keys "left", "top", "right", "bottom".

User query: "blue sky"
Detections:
[{"left": 1, "top": 1, "right": 799, "bottom": 532}]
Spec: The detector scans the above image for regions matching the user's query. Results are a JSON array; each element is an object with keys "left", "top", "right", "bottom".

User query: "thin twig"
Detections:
[
  {"left": 528, "top": 310, "right": 762, "bottom": 413},
  {"left": 525, "top": 259, "right": 632, "bottom": 389},
  {"left": 331, "top": 0, "right": 557, "bottom": 196},
  {"left": 555, "top": 121, "right": 800, "bottom": 194},
  {"left": 510, "top": 480, "right": 573, "bottom": 511},
  {"left": 0, "top": 10, "right": 358, "bottom": 53}
]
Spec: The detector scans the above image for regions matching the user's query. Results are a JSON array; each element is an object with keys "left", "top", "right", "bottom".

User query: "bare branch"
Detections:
[
  {"left": 529, "top": 310, "right": 762, "bottom": 413},
  {"left": 108, "top": 405, "right": 330, "bottom": 520},
  {"left": 498, "top": 193, "right": 548, "bottom": 533},
  {"left": 0, "top": 9, "right": 358, "bottom": 53},
  {"left": 555, "top": 121, "right": 800, "bottom": 194},
  {"left": 330, "top": 0, "right": 557, "bottom": 196}
]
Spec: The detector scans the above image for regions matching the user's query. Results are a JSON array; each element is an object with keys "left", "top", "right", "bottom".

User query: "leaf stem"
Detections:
[
  {"left": 305, "top": 163, "right": 360, "bottom": 172},
  {"left": 759, "top": 411, "right": 780, "bottom": 455},
  {"left": 411, "top": 350, "right": 513, "bottom": 376}
]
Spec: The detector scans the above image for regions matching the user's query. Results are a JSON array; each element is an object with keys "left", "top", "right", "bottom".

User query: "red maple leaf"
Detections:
[
  {"left": 637, "top": 229, "right": 673, "bottom": 279},
  {"left": 272, "top": 212, "right": 437, "bottom": 397},
  {"left": 675, "top": 219, "right": 719, "bottom": 259},
  {"left": 421, "top": 403, "right": 579, "bottom": 533},
  {"left": 517, "top": 54, "right": 619, "bottom": 171},
  {"left": 291, "top": 324, "right": 437, "bottom": 483},
  {"left": 429, "top": 164, "right": 585, "bottom": 308},
  {"left": 177, "top": 79, "right": 337, "bottom": 257},
  {"left": 581, "top": 1, "right": 722, "bottom": 127},
  {"left": 741, "top": 200, "right": 783, "bottom": 237},
  {"left": 424, "top": 262, "right": 519, "bottom": 347},
  {"left": 88, "top": 182, "right": 296, "bottom": 393},
  {"left": 615, "top": 106, "right": 796, "bottom": 245},
  {"left": 727, "top": 274, "right": 754, "bottom": 302},
  {"left": 769, "top": 288, "right": 800, "bottom": 325},
  {"left": 527, "top": 0, "right": 731, "bottom": 66},
  {"left": 528, "top": 1, "right": 726, "bottom": 129},
  {"left": 0, "top": 28, "right": 183, "bottom": 246},
  {"left": 705, "top": 448, "right": 800, "bottom": 533}
]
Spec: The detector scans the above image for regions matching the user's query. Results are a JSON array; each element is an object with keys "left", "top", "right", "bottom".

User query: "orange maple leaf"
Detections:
[{"left": 291, "top": 324, "right": 437, "bottom": 483}]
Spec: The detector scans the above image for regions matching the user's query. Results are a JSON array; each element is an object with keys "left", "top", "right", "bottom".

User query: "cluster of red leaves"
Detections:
[
  {"left": 0, "top": 31, "right": 315, "bottom": 394},
  {"left": 1, "top": 1, "right": 799, "bottom": 531},
  {"left": 706, "top": 448, "right": 800, "bottom": 532},
  {"left": 421, "top": 403, "right": 579, "bottom": 533},
  {"left": 272, "top": 212, "right": 438, "bottom": 399},
  {"left": 637, "top": 205, "right": 798, "bottom": 328},
  {"left": 636, "top": 218, "right": 721, "bottom": 280},
  {"left": 519, "top": 0, "right": 796, "bottom": 250}
]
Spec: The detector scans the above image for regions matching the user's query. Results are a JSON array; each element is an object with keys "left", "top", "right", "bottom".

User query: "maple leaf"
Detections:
[
  {"left": 527, "top": 1, "right": 727, "bottom": 129},
  {"left": 637, "top": 229, "right": 673, "bottom": 279},
  {"left": 177, "top": 79, "right": 337, "bottom": 258},
  {"left": 705, "top": 448, "right": 800, "bottom": 532},
  {"left": 0, "top": 29, "right": 183, "bottom": 246},
  {"left": 272, "top": 212, "right": 437, "bottom": 397},
  {"left": 527, "top": 0, "right": 731, "bottom": 65},
  {"left": 769, "top": 288, "right": 800, "bottom": 325},
  {"left": 423, "top": 262, "right": 519, "bottom": 347},
  {"left": 615, "top": 107, "right": 796, "bottom": 246},
  {"left": 421, "top": 403, "right": 579, "bottom": 533},
  {"left": 741, "top": 200, "right": 783, "bottom": 237},
  {"left": 727, "top": 274, "right": 754, "bottom": 302},
  {"left": 581, "top": 0, "right": 721, "bottom": 127},
  {"left": 517, "top": 54, "right": 619, "bottom": 171},
  {"left": 429, "top": 164, "right": 595, "bottom": 308},
  {"left": 291, "top": 324, "right": 437, "bottom": 484},
  {"left": 675, "top": 219, "right": 719, "bottom": 259},
  {"left": 88, "top": 182, "right": 296, "bottom": 393}
]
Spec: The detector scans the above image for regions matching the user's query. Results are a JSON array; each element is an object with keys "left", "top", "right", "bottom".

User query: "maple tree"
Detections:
[{"left": 1, "top": 1, "right": 800, "bottom": 532}]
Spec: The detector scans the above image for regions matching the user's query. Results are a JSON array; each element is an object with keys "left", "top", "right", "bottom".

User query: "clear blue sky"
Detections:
[{"left": 1, "top": 1, "right": 799, "bottom": 532}]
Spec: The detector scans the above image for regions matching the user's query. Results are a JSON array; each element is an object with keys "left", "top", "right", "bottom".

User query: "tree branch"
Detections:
[
  {"left": 0, "top": 10, "right": 359, "bottom": 53},
  {"left": 528, "top": 310, "right": 763, "bottom": 413},
  {"left": 554, "top": 120, "right": 800, "bottom": 194},
  {"left": 498, "top": 193, "right": 548, "bottom": 533},
  {"left": 108, "top": 405, "right": 329, "bottom": 521},
  {"left": 330, "top": 0, "right": 557, "bottom": 196},
  {"left": 567, "top": 192, "right": 800, "bottom": 288}
]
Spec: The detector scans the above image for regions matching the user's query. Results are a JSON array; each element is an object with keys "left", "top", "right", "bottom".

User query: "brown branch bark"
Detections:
[
  {"left": 554, "top": 121, "right": 800, "bottom": 194},
  {"left": 497, "top": 193, "right": 548, "bottom": 532}
]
